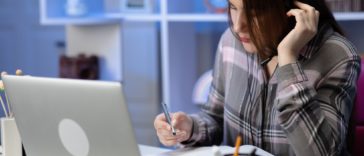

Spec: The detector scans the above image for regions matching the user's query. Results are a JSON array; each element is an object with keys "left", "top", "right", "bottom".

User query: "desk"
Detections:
[
  {"left": 139, "top": 145, "right": 274, "bottom": 156},
  {"left": 1, "top": 144, "right": 273, "bottom": 156},
  {"left": 139, "top": 144, "right": 172, "bottom": 156},
  {"left": 0, "top": 144, "right": 172, "bottom": 156}
]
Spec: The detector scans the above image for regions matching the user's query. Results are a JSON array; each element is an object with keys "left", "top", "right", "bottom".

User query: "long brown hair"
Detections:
[{"left": 228, "top": 0, "right": 344, "bottom": 60}]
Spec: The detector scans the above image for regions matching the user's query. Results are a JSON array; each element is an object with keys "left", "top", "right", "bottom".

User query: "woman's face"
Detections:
[{"left": 229, "top": 0, "right": 258, "bottom": 53}]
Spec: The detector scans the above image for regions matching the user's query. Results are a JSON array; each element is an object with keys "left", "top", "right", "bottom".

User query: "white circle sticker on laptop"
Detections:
[{"left": 58, "top": 118, "right": 90, "bottom": 156}]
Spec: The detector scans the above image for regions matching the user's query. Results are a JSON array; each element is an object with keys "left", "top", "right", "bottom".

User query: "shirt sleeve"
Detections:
[
  {"left": 276, "top": 57, "right": 360, "bottom": 155},
  {"left": 180, "top": 36, "right": 226, "bottom": 147}
]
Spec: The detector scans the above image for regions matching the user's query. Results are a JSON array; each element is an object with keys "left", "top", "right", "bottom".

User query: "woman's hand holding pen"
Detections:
[
  {"left": 277, "top": 1, "right": 319, "bottom": 66},
  {"left": 154, "top": 112, "right": 193, "bottom": 146}
]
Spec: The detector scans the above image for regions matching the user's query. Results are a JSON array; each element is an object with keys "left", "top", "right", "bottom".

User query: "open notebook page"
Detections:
[{"left": 158, "top": 145, "right": 274, "bottom": 156}]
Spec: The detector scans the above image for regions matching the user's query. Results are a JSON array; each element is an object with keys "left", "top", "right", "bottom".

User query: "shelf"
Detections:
[
  {"left": 40, "top": 12, "right": 364, "bottom": 25},
  {"left": 107, "top": 13, "right": 227, "bottom": 22},
  {"left": 40, "top": 14, "right": 228, "bottom": 25},
  {"left": 106, "top": 13, "right": 162, "bottom": 22},
  {"left": 334, "top": 12, "right": 364, "bottom": 21},
  {"left": 40, "top": 0, "right": 364, "bottom": 25},
  {"left": 40, "top": 17, "right": 120, "bottom": 25},
  {"left": 166, "top": 14, "right": 227, "bottom": 22},
  {"left": 40, "top": 14, "right": 163, "bottom": 25},
  {"left": 39, "top": 0, "right": 115, "bottom": 25},
  {"left": 40, "top": 15, "right": 163, "bottom": 25}
]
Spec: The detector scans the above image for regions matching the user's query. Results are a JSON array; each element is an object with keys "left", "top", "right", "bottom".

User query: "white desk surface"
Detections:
[
  {"left": 0, "top": 144, "right": 273, "bottom": 156},
  {"left": 0, "top": 144, "right": 172, "bottom": 156},
  {"left": 139, "top": 144, "right": 172, "bottom": 156}
]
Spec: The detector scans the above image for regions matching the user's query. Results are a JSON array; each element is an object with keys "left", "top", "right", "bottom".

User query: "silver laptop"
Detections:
[{"left": 2, "top": 75, "right": 141, "bottom": 156}]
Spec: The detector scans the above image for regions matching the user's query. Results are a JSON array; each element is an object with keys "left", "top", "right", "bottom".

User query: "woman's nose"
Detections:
[{"left": 233, "top": 14, "right": 248, "bottom": 33}]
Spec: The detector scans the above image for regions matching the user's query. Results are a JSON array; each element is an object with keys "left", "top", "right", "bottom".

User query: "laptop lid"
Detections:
[{"left": 2, "top": 75, "right": 140, "bottom": 156}]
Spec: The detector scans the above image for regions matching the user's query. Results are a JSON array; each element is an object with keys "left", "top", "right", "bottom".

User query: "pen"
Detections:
[{"left": 161, "top": 102, "right": 176, "bottom": 136}]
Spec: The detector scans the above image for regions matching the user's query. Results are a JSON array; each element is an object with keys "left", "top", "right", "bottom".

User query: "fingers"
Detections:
[
  {"left": 286, "top": 1, "right": 319, "bottom": 36},
  {"left": 287, "top": 9, "right": 305, "bottom": 21},
  {"left": 157, "top": 129, "right": 185, "bottom": 139},
  {"left": 156, "top": 127, "right": 189, "bottom": 146},
  {"left": 159, "top": 139, "right": 177, "bottom": 146},
  {"left": 154, "top": 113, "right": 170, "bottom": 130},
  {"left": 155, "top": 112, "right": 185, "bottom": 130},
  {"left": 277, "top": 1, "right": 320, "bottom": 56},
  {"left": 159, "top": 137, "right": 180, "bottom": 147},
  {"left": 293, "top": 1, "right": 320, "bottom": 26},
  {"left": 286, "top": 9, "right": 309, "bottom": 30},
  {"left": 158, "top": 129, "right": 187, "bottom": 139},
  {"left": 314, "top": 10, "right": 320, "bottom": 26},
  {"left": 294, "top": 1, "right": 315, "bottom": 13},
  {"left": 155, "top": 112, "right": 191, "bottom": 146},
  {"left": 155, "top": 123, "right": 178, "bottom": 146},
  {"left": 171, "top": 111, "right": 187, "bottom": 126}
]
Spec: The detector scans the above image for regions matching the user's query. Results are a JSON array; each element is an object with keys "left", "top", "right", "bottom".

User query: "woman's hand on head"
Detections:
[
  {"left": 154, "top": 111, "right": 193, "bottom": 146},
  {"left": 277, "top": 1, "right": 319, "bottom": 66}
]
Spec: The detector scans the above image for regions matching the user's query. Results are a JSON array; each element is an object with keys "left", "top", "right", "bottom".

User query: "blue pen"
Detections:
[{"left": 161, "top": 102, "right": 176, "bottom": 136}]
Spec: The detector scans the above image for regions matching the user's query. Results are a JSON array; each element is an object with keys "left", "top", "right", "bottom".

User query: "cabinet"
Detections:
[{"left": 39, "top": 0, "right": 364, "bottom": 145}]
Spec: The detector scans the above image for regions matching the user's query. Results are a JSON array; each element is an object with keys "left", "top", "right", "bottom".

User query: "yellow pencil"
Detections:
[{"left": 233, "top": 135, "right": 242, "bottom": 156}]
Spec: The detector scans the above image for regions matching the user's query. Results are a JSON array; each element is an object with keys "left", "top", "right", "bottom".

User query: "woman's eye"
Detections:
[{"left": 229, "top": 4, "right": 237, "bottom": 10}]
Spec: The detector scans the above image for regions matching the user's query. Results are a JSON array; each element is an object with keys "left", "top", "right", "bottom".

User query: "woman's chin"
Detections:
[{"left": 242, "top": 43, "right": 257, "bottom": 53}]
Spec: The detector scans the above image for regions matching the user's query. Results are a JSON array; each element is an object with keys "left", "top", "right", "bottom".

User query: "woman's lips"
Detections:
[{"left": 240, "top": 37, "right": 250, "bottom": 43}]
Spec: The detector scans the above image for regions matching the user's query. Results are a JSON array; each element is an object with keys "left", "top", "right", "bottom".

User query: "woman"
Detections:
[{"left": 154, "top": 0, "right": 360, "bottom": 155}]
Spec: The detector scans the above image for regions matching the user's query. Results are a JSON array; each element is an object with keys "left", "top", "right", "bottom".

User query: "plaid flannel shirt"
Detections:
[{"left": 182, "top": 26, "right": 361, "bottom": 156}]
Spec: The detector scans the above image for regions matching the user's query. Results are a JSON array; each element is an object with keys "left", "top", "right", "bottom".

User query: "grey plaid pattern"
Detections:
[{"left": 182, "top": 26, "right": 361, "bottom": 156}]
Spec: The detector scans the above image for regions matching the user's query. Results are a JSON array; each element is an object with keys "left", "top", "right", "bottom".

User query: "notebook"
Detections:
[
  {"left": 2, "top": 75, "right": 140, "bottom": 156},
  {"left": 160, "top": 145, "right": 273, "bottom": 156}
]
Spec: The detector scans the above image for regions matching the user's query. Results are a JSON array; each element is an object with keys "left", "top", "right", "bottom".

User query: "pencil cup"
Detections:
[{"left": 1, "top": 117, "right": 22, "bottom": 156}]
